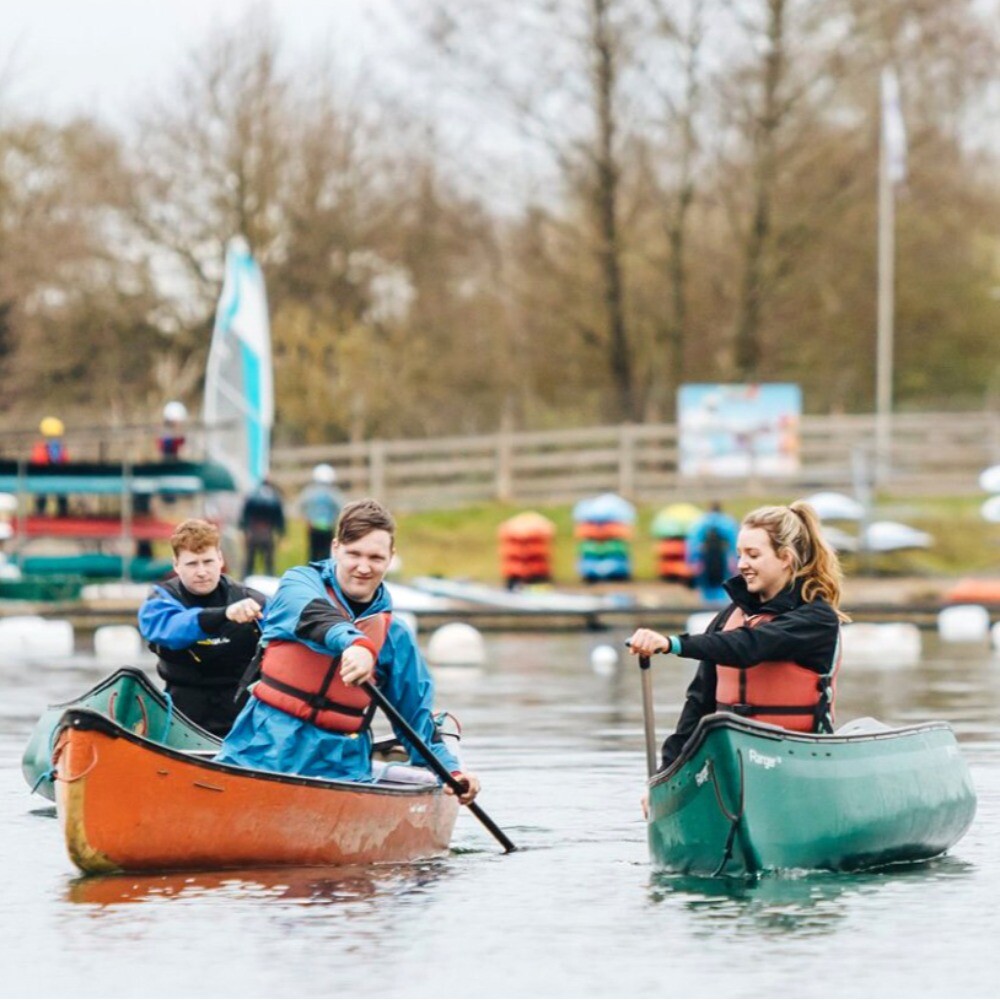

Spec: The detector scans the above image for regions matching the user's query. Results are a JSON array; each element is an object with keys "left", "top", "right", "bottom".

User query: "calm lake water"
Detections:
[{"left": 2, "top": 627, "right": 999, "bottom": 999}]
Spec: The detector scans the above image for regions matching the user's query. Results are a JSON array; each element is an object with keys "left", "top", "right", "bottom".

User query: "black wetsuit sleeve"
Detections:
[
  {"left": 293, "top": 598, "right": 352, "bottom": 645},
  {"left": 677, "top": 601, "right": 839, "bottom": 673},
  {"left": 198, "top": 607, "right": 229, "bottom": 633}
]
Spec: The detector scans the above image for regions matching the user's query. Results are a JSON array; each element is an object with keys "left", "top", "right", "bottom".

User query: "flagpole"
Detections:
[
  {"left": 875, "top": 97, "right": 894, "bottom": 488},
  {"left": 875, "top": 67, "right": 905, "bottom": 489}
]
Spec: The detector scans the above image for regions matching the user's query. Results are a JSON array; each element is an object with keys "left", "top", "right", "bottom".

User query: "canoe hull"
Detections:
[
  {"left": 23, "top": 668, "right": 219, "bottom": 801},
  {"left": 54, "top": 710, "right": 459, "bottom": 874},
  {"left": 648, "top": 714, "right": 977, "bottom": 877}
]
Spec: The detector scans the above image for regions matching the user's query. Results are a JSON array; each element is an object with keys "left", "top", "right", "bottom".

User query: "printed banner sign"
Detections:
[{"left": 678, "top": 384, "right": 801, "bottom": 477}]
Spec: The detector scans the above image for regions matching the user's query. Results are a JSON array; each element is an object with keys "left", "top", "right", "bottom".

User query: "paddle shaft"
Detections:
[
  {"left": 638, "top": 655, "right": 659, "bottom": 778},
  {"left": 361, "top": 681, "right": 517, "bottom": 853}
]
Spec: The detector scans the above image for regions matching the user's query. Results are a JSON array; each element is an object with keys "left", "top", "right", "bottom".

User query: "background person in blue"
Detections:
[
  {"left": 138, "top": 518, "right": 266, "bottom": 736},
  {"left": 687, "top": 501, "right": 739, "bottom": 604},
  {"left": 216, "top": 498, "right": 481, "bottom": 804},
  {"left": 294, "top": 463, "right": 344, "bottom": 562}
]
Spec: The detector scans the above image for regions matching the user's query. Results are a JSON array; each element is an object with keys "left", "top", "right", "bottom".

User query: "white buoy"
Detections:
[
  {"left": 938, "top": 605, "right": 990, "bottom": 643},
  {"left": 427, "top": 622, "right": 486, "bottom": 666},
  {"left": 0, "top": 616, "right": 74, "bottom": 659},
  {"left": 590, "top": 644, "right": 619, "bottom": 676},
  {"left": 395, "top": 611, "right": 419, "bottom": 635},
  {"left": 243, "top": 574, "right": 281, "bottom": 597},
  {"left": 94, "top": 624, "right": 143, "bottom": 662},
  {"left": 685, "top": 612, "right": 717, "bottom": 636},
  {"left": 0, "top": 492, "right": 17, "bottom": 514},
  {"left": 841, "top": 622, "right": 922, "bottom": 667}
]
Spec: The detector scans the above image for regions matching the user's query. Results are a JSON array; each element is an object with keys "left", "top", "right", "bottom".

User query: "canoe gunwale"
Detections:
[
  {"left": 45, "top": 667, "right": 218, "bottom": 742},
  {"left": 649, "top": 712, "right": 957, "bottom": 791},
  {"left": 56, "top": 708, "right": 446, "bottom": 798}
]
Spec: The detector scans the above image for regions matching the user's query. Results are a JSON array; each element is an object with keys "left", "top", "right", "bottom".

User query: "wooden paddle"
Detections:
[
  {"left": 361, "top": 681, "right": 517, "bottom": 853},
  {"left": 638, "top": 655, "right": 659, "bottom": 778}
]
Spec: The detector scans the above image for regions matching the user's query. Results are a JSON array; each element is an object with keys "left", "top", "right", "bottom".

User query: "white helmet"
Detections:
[
  {"left": 312, "top": 463, "right": 336, "bottom": 484},
  {"left": 163, "top": 400, "right": 188, "bottom": 423}
]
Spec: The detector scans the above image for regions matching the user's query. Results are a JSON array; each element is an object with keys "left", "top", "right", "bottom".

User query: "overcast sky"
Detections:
[{"left": 3, "top": 0, "right": 390, "bottom": 124}]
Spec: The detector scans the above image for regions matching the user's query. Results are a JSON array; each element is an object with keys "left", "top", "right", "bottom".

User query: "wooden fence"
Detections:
[{"left": 269, "top": 411, "right": 1000, "bottom": 511}]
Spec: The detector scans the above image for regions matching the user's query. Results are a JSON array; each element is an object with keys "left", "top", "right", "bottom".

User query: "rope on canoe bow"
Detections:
[
  {"left": 54, "top": 744, "right": 99, "bottom": 783},
  {"left": 161, "top": 691, "right": 174, "bottom": 743},
  {"left": 705, "top": 750, "right": 746, "bottom": 877},
  {"left": 32, "top": 711, "right": 69, "bottom": 792},
  {"left": 30, "top": 767, "right": 56, "bottom": 794}
]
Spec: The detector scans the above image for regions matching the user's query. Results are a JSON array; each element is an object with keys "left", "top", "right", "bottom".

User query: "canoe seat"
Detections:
[
  {"left": 835, "top": 716, "right": 893, "bottom": 736},
  {"left": 371, "top": 761, "right": 439, "bottom": 786}
]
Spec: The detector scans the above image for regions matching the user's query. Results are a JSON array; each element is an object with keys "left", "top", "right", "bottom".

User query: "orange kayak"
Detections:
[{"left": 54, "top": 709, "right": 459, "bottom": 875}]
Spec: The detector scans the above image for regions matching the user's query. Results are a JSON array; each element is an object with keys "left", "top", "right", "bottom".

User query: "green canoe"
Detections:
[
  {"left": 22, "top": 667, "right": 219, "bottom": 801},
  {"left": 647, "top": 713, "right": 977, "bottom": 877}
]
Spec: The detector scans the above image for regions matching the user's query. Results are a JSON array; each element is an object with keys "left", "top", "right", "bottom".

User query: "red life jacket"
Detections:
[
  {"left": 254, "top": 587, "right": 391, "bottom": 733},
  {"left": 715, "top": 607, "right": 839, "bottom": 733},
  {"left": 31, "top": 440, "right": 68, "bottom": 464}
]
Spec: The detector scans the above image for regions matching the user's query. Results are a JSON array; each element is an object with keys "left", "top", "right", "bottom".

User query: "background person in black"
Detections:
[
  {"left": 138, "top": 519, "right": 266, "bottom": 736},
  {"left": 240, "top": 478, "right": 286, "bottom": 576}
]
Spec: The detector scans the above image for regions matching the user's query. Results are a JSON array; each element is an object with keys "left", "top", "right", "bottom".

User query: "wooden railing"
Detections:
[{"left": 269, "top": 411, "right": 1000, "bottom": 510}]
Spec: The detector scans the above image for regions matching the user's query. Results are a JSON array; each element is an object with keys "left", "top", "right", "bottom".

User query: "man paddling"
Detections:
[
  {"left": 216, "top": 498, "right": 480, "bottom": 804},
  {"left": 139, "top": 519, "right": 266, "bottom": 736}
]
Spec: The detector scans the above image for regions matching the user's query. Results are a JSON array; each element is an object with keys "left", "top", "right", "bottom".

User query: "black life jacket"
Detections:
[{"left": 151, "top": 576, "right": 264, "bottom": 689}]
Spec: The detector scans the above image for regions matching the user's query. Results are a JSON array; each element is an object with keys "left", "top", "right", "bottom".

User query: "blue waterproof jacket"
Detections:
[{"left": 216, "top": 560, "right": 459, "bottom": 782}]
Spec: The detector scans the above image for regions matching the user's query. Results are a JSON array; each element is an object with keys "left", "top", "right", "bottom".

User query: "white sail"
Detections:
[{"left": 203, "top": 237, "right": 274, "bottom": 495}]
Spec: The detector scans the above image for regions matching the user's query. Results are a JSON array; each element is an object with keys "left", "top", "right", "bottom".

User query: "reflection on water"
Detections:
[
  {"left": 648, "top": 856, "right": 977, "bottom": 938},
  {"left": 67, "top": 861, "right": 452, "bottom": 909}
]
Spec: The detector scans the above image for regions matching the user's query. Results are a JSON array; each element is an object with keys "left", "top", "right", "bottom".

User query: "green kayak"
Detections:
[
  {"left": 22, "top": 667, "right": 219, "bottom": 801},
  {"left": 647, "top": 713, "right": 977, "bottom": 877}
]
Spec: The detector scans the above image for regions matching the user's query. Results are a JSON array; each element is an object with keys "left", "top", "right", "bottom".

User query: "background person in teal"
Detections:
[
  {"left": 294, "top": 463, "right": 344, "bottom": 562},
  {"left": 687, "top": 501, "right": 739, "bottom": 605},
  {"left": 216, "top": 498, "right": 481, "bottom": 804}
]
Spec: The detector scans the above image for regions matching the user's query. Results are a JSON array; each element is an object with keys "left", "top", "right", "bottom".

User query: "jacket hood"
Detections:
[
  {"left": 309, "top": 559, "right": 392, "bottom": 616},
  {"left": 724, "top": 574, "right": 805, "bottom": 615}
]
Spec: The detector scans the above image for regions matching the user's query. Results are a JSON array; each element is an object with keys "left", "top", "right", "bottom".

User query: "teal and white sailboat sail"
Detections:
[{"left": 203, "top": 237, "right": 274, "bottom": 495}]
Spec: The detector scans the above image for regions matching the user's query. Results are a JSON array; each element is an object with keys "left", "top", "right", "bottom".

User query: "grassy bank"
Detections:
[{"left": 271, "top": 495, "right": 1000, "bottom": 585}]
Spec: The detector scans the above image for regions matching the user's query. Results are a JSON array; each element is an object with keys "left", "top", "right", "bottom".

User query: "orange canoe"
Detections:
[{"left": 54, "top": 709, "right": 459, "bottom": 875}]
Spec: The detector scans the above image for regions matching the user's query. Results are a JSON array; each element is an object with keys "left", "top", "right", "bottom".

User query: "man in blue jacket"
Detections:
[
  {"left": 216, "top": 498, "right": 480, "bottom": 804},
  {"left": 139, "top": 519, "right": 266, "bottom": 736}
]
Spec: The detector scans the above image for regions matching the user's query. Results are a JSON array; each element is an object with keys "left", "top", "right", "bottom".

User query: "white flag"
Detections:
[{"left": 881, "top": 67, "right": 907, "bottom": 184}]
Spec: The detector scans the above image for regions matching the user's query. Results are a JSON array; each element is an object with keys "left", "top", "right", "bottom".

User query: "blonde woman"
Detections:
[{"left": 628, "top": 501, "right": 848, "bottom": 771}]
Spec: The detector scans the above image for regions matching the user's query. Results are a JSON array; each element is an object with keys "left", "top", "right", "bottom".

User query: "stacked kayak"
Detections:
[
  {"left": 497, "top": 511, "right": 556, "bottom": 585},
  {"left": 647, "top": 713, "right": 976, "bottom": 877},
  {"left": 573, "top": 493, "right": 635, "bottom": 582},
  {"left": 650, "top": 502, "right": 702, "bottom": 584}
]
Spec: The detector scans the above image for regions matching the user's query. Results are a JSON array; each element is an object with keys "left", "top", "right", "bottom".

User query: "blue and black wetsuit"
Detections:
[{"left": 138, "top": 575, "right": 267, "bottom": 736}]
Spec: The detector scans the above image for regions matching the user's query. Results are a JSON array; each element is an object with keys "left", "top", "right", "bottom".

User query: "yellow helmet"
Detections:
[{"left": 39, "top": 416, "right": 64, "bottom": 437}]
